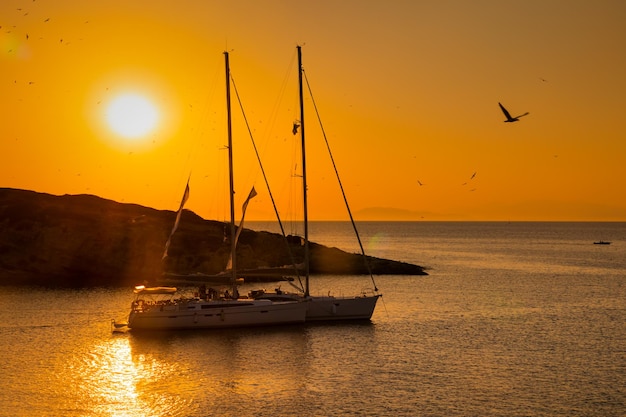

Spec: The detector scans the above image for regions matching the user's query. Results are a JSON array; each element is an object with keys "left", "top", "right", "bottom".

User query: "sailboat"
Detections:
[
  {"left": 125, "top": 51, "right": 307, "bottom": 330},
  {"left": 252, "top": 46, "right": 381, "bottom": 321}
]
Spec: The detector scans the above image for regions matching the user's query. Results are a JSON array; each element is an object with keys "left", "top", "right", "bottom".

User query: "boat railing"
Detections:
[
  {"left": 131, "top": 297, "right": 182, "bottom": 312},
  {"left": 359, "top": 287, "right": 380, "bottom": 297}
]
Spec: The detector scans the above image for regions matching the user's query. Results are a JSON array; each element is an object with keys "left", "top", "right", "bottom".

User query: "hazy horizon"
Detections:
[{"left": 7, "top": 187, "right": 625, "bottom": 223}]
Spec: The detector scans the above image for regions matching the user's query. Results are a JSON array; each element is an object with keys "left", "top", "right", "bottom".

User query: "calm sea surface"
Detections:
[{"left": 1, "top": 222, "right": 625, "bottom": 416}]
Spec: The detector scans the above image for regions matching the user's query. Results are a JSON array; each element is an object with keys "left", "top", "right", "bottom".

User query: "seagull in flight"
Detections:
[{"left": 498, "top": 102, "right": 529, "bottom": 123}]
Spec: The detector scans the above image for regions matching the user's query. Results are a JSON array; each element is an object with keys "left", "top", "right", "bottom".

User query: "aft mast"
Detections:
[
  {"left": 297, "top": 45, "right": 310, "bottom": 298},
  {"left": 224, "top": 51, "right": 238, "bottom": 295}
]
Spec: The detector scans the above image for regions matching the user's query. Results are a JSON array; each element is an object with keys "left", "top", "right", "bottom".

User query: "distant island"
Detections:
[{"left": 0, "top": 188, "right": 426, "bottom": 287}]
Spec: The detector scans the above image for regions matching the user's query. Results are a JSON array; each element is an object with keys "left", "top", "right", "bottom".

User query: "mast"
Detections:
[
  {"left": 224, "top": 51, "right": 237, "bottom": 294},
  {"left": 297, "top": 45, "right": 310, "bottom": 297}
]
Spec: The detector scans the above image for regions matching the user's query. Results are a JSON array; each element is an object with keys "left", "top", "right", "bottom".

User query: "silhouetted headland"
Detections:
[{"left": 0, "top": 188, "right": 427, "bottom": 287}]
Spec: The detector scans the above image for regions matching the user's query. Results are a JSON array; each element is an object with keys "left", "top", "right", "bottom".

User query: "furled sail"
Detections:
[
  {"left": 225, "top": 186, "right": 257, "bottom": 270},
  {"left": 162, "top": 180, "right": 190, "bottom": 259}
]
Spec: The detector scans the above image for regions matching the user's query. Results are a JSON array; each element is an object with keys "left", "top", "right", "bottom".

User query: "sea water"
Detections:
[{"left": 0, "top": 222, "right": 624, "bottom": 416}]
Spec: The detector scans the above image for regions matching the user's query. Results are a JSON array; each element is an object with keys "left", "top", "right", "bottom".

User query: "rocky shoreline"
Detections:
[{"left": 0, "top": 188, "right": 427, "bottom": 287}]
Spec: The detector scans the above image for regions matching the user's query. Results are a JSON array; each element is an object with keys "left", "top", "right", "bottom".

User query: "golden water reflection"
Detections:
[
  {"left": 77, "top": 335, "right": 195, "bottom": 417},
  {"left": 73, "top": 327, "right": 310, "bottom": 416}
]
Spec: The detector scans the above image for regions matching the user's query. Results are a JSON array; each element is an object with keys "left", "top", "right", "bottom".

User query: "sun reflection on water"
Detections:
[{"left": 75, "top": 335, "right": 195, "bottom": 417}]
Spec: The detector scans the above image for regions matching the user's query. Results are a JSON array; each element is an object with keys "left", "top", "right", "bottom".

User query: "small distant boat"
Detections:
[{"left": 593, "top": 241, "right": 611, "bottom": 245}]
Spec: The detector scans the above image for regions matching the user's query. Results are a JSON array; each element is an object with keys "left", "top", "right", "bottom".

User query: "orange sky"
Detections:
[{"left": 2, "top": 0, "right": 626, "bottom": 221}]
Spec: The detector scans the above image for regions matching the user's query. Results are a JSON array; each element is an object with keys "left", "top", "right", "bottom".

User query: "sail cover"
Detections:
[{"left": 225, "top": 186, "right": 257, "bottom": 270}]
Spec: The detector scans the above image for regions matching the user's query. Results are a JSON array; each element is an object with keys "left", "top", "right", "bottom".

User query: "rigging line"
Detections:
[
  {"left": 229, "top": 73, "right": 305, "bottom": 292},
  {"left": 302, "top": 69, "right": 379, "bottom": 292},
  {"left": 253, "top": 50, "right": 301, "bottom": 236},
  {"left": 190, "top": 59, "right": 225, "bottom": 221},
  {"left": 261, "top": 48, "right": 298, "bottom": 147},
  {"left": 289, "top": 138, "right": 302, "bottom": 236},
  {"left": 171, "top": 61, "right": 219, "bottom": 213},
  {"left": 379, "top": 292, "right": 389, "bottom": 318},
  {"left": 281, "top": 51, "right": 303, "bottom": 235}
]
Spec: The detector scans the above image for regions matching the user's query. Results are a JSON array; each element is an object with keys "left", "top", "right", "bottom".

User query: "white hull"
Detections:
[
  {"left": 128, "top": 299, "right": 307, "bottom": 330},
  {"left": 306, "top": 294, "right": 380, "bottom": 321},
  {"left": 253, "top": 292, "right": 381, "bottom": 321}
]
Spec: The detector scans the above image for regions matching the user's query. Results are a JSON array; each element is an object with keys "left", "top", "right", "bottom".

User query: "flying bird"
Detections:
[{"left": 498, "top": 102, "right": 529, "bottom": 123}]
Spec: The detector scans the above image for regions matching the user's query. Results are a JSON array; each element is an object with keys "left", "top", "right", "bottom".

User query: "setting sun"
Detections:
[{"left": 106, "top": 94, "right": 159, "bottom": 139}]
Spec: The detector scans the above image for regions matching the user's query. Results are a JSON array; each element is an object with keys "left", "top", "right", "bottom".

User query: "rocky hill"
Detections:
[{"left": 0, "top": 188, "right": 426, "bottom": 287}]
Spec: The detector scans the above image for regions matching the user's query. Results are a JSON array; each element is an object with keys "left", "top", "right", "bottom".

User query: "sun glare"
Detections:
[{"left": 106, "top": 94, "right": 159, "bottom": 139}]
